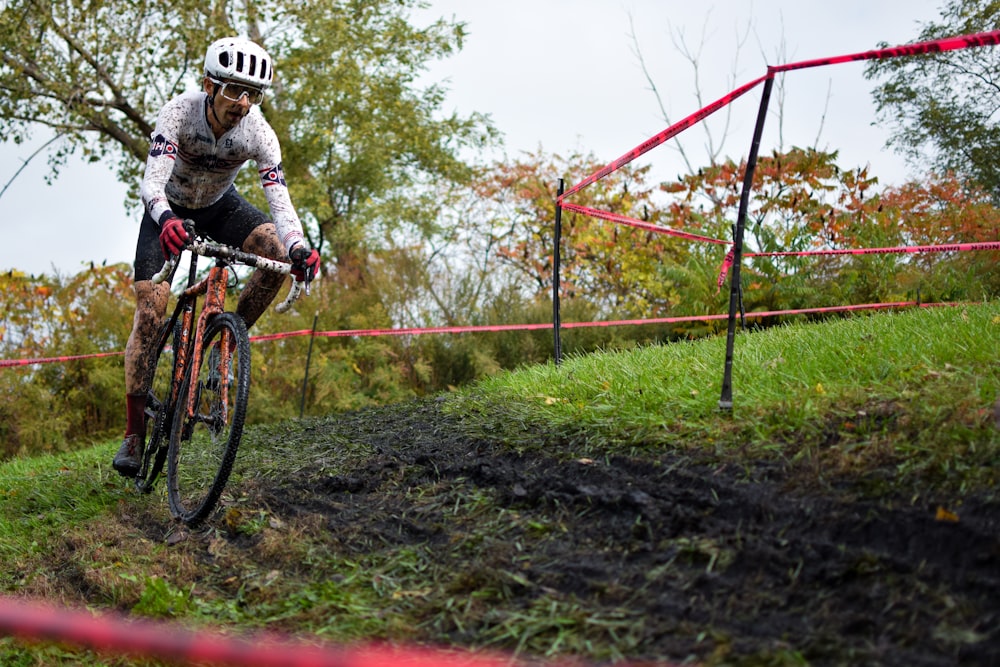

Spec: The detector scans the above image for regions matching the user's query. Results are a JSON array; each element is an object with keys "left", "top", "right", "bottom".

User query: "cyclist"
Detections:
[{"left": 113, "top": 37, "right": 320, "bottom": 477}]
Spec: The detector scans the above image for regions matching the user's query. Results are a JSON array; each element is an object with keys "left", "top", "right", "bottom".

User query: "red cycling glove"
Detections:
[
  {"left": 289, "top": 246, "right": 320, "bottom": 283},
  {"left": 159, "top": 216, "right": 190, "bottom": 258}
]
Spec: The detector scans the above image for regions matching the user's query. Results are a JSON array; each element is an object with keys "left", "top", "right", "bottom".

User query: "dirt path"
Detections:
[{"left": 256, "top": 399, "right": 1000, "bottom": 666}]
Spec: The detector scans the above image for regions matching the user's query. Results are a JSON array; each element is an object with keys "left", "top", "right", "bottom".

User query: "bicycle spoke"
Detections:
[
  {"left": 167, "top": 312, "right": 250, "bottom": 525},
  {"left": 135, "top": 318, "right": 180, "bottom": 493}
]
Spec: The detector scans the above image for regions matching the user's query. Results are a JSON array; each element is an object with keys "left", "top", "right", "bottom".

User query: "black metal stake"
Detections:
[
  {"left": 719, "top": 74, "right": 775, "bottom": 411},
  {"left": 299, "top": 311, "right": 318, "bottom": 419},
  {"left": 553, "top": 178, "right": 564, "bottom": 365}
]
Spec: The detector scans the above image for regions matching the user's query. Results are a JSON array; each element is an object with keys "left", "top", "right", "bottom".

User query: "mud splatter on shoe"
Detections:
[{"left": 113, "top": 434, "right": 144, "bottom": 478}]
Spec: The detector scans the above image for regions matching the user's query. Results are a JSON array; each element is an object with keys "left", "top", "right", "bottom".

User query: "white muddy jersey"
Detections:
[{"left": 139, "top": 91, "right": 304, "bottom": 252}]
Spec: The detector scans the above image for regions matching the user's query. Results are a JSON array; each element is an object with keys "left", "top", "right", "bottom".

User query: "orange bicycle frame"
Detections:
[{"left": 176, "top": 262, "right": 234, "bottom": 422}]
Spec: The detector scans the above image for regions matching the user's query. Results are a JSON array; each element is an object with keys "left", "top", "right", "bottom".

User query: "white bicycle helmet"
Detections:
[{"left": 204, "top": 37, "right": 273, "bottom": 89}]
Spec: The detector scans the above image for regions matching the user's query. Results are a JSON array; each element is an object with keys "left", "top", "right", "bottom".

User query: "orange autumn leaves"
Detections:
[{"left": 475, "top": 148, "right": 1000, "bottom": 326}]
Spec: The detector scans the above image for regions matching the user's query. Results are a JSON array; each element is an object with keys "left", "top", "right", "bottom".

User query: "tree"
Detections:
[
  {"left": 660, "top": 146, "right": 1000, "bottom": 314},
  {"left": 628, "top": 9, "right": 754, "bottom": 174},
  {"left": 245, "top": 1, "right": 498, "bottom": 284},
  {"left": 864, "top": 0, "right": 1000, "bottom": 198},
  {"left": 474, "top": 150, "right": 684, "bottom": 320},
  {"left": 0, "top": 264, "right": 134, "bottom": 456},
  {"left": 663, "top": 147, "right": 850, "bottom": 316},
  {"left": 0, "top": 0, "right": 495, "bottom": 267},
  {"left": 0, "top": 0, "right": 234, "bottom": 189}
]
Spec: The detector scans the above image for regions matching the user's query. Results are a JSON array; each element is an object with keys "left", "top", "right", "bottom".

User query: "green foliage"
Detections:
[
  {"left": 263, "top": 1, "right": 498, "bottom": 261},
  {"left": 0, "top": 0, "right": 241, "bottom": 188},
  {"left": 662, "top": 148, "right": 1000, "bottom": 321},
  {"left": 0, "top": 265, "right": 133, "bottom": 457},
  {"left": 473, "top": 150, "right": 683, "bottom": 318},
  {"left": 130, "top": 576, "right": 193, "bottom": 618},
  {"left": 864, "top": 0, "right": 1000, "bottom": 198}
]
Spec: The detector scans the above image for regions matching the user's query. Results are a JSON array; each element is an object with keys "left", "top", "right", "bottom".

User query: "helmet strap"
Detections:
[{"left": 206, "top": 84, "right": 225, "bottom": 126}]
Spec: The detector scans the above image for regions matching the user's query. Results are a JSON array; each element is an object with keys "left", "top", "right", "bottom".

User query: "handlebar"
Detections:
[{"left": 151, "top": 232, "right": 308, "bottom": 314}]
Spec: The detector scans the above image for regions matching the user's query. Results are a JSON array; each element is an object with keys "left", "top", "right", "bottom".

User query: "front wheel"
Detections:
[{"left": 166, "top": 312, "right": 250, "bottom": 526}]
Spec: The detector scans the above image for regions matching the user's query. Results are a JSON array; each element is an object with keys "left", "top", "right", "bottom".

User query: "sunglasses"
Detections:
[{"left": 209, "top": 78, "right": 265, "bottom": 105}]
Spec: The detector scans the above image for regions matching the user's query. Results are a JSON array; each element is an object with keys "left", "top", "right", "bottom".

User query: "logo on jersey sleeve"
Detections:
[
  {"left": 260, "top": 163, "right": 287, "bottom": 188},
  {"left": 149, "top": 134, "right": 178, "bottom": 159}
]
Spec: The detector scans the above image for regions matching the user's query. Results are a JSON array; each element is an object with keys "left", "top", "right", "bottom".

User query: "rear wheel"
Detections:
[
  {"left": 134, "top": 316, "right": 183, "bottom": 493},
  {"left": 166, "top": 312, "right": 250, "bottom": 526}
]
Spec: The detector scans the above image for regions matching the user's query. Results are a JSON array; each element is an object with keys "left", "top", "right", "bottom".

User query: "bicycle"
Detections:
[{"left": 132, "top": 222, "right": 306, "bottom": 526}]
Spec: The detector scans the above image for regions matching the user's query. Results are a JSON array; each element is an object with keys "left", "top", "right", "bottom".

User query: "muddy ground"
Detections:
[{"left": 219, "top": 398, "right": 998, "bottom": 667}]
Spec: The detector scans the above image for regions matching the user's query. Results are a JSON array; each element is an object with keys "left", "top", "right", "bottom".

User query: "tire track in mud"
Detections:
[{"left": 263, "top": 399, "right": 1000, "bottom": 666}]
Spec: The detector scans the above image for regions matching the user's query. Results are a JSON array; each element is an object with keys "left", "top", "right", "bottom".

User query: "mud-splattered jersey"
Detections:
[{"left": 139, "top": 91, "right": 304, "bottom": 252}]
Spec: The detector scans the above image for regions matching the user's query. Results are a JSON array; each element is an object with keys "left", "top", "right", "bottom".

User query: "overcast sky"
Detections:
[{"left": 0, "top": 0, "right": 947, "bottom": 276}]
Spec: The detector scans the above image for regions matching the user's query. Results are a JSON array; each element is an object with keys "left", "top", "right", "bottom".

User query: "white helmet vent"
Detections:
[{"left": 204, "top": 37, "right": 273, "bottom": 89}]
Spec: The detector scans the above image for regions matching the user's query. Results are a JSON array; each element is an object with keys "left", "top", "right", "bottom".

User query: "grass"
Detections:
[
  {"left": 0, "top": 301, "right": 998, "bottom": 665},
  {"left": 0, "top": 447, "right": 128, "bottom": 582},
  {"left": 447, "top": 303, "right": 1000, "bottom": 490}
]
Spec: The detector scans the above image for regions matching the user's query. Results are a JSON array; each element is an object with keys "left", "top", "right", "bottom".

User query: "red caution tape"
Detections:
[
  {"left": 714, "top": 241, "right": 1000, "bottom": 289},
  {"left": 771, "top": 29, "right": 1000, "bottom": 73},
  {"left": 0, "top": 350, "right": 124, "bottom": 369},
  {"left": 560, "top": 203, "right": 730, "bottom": 245},
  {"left": 562, "top": 301, "right": 951, "bottom": 328},
  {"left": 716, "top": 249, "right": 735, "bottom": 294},
  {"left": 558, "top": 74, "right": 770, "bottom": 202},
  {"left": 746, "top": 240, "right": 1000, "bottom": 258},
  {"left": 250, "top": 329, "right": 316, "bottom": 342},
  {"left": 314, "top": 322, "right": 553, "bottom": 338},
  {"left": 0, "top": 595, "right": 685, "bottom": 667},
  {"left": 0, "top": 596, "right": 526, "bottom": 667},
  {"left": 4, "top": 302, "right": 957, "bottom": 371},
  {"left": 559, "top": 30, "right": 1000, "bottom": 203}
]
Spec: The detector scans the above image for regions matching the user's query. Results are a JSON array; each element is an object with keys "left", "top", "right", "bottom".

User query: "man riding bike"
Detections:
[{"left": 113, "top": 37, "right": 320, "bottom": 477}]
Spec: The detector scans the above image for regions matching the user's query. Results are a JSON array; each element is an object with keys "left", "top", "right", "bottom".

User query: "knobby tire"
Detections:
[
  {"left": 166, "top": 312, "right": 251, "bottom": 526},
  {"left": 134, "top": 317, "right": 181, "bottom": 493}
]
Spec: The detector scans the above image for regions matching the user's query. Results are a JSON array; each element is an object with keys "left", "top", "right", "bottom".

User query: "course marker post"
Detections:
[
  {"left": 299, "top": 312, "right": 319, "bottom": 419},
  {"left": 719, "top": 73, "right": 775, "bottom": 411},
  {"left": 553, "top": 179, "right": 564, "bottom": 365}
]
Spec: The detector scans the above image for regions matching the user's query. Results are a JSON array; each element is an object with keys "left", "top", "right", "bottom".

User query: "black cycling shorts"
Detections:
[{"left": 133, "top": 186, "right": 270, "bottom": 281}]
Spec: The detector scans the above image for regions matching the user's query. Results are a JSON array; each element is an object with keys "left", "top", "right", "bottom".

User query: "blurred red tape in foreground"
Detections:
[{"left": 0, "top": 595, "right": 543, "bottom": 667}]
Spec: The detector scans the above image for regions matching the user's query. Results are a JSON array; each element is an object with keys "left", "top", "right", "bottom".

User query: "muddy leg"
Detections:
[
  {"left": 124, "top": 280, "right": 171, "bottom": 394},
  {"left": 236, "top": 223, "right": 288, "bottom": 328}
]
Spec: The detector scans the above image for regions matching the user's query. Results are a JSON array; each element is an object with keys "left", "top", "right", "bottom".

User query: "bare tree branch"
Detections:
[
  {"left": 26, "top": 1, "right": 154, "bottom": 144},
  {"left": 0, "top": 131, "right": 63, "bottom": 201},
  {"left": 628, "top": 5, "right": 753, "bottom": 174}
]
